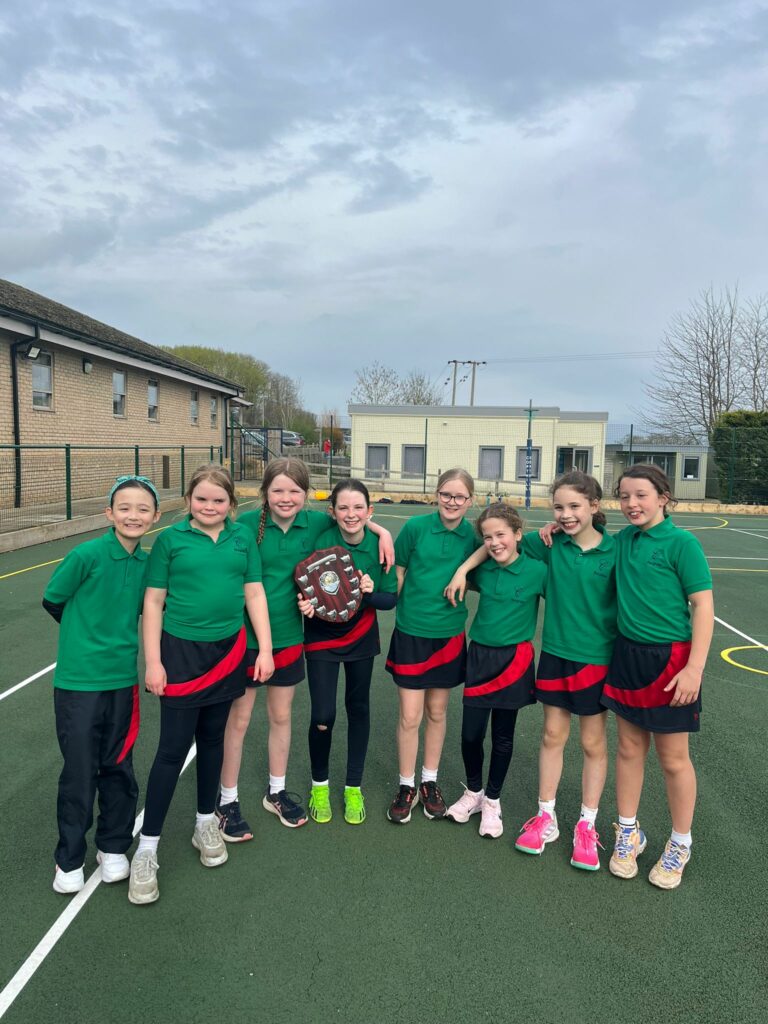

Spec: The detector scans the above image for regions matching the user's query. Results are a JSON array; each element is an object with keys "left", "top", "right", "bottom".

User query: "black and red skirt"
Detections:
[
  {"left": 535, "top": 651, "right": 608, "bottom": 716},
  {"left": 385, "top": 628, "right": 466, "bottom": 690},
  {"left": 601, "top": 634, "right": 700, "bottom": 733},
  {"left": 160, "top": 628, "right": 247, "bottom": 709},
  {"left": 463, "top": 641, "right": 536, "bottom": 710},
  {"left": 247, "top": 643, "right": 305, "bottom": 688},
  {"left": 304, "top": 606, "right": 379, "bottom": 663}
]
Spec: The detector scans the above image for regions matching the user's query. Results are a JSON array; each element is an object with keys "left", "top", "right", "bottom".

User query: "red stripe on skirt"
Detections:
[
  {"left": 386, "top": 632, "right": 465, "bottom": 676},
  {"left": 464, "top": 642, "right": 534, "bottom": 697},
  {"left": 536, "top": 662, "right": 608, "bottom": 693},
  {"left": 602, "top": 642, "right": 691, "bottom": 709},
  {"left": 165, "top": 628, "right": 247, "bottom": 697},
  {"left": 304, "top": 607, "right": 376, "bottom": 652},
  {"left": 116, "top": 685, "right": 140, "bottom": 764},
  {"left": 248, "top": 642, "right": 304, "bottom": 678}
]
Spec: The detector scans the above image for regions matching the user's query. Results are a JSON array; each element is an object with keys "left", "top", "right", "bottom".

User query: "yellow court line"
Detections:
[
  {"left": 721, "top": 645, "right": 768, "bottom": 677},
  {"left": 684, "top": 516, "right": 729, "bottom": 531}
]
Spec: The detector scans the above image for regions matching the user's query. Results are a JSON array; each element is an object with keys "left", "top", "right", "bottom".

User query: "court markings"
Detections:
[
  {"left": 0, "top": 744, "right": 197, "bottom": 1020},
  {"left": 0, "top": 501, "right": 259, "bottom": 582},
  {"left": 0, "top": 664, "right": 56, "bottom": 703},
  {"left": 727, "top": 527, "right": 768, "bottom": 542},
  {"left": 722, "top": 647, "right": 768, "bottom": 677}
]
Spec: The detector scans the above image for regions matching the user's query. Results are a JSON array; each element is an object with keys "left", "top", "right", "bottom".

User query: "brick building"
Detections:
[{"left": 1, "top": 278, "right": 242, "bottom": 520}]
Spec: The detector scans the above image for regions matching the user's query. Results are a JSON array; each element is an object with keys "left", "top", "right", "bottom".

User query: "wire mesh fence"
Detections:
[{"left": 0, "top": 445, "right": 223, "bottom": 533}]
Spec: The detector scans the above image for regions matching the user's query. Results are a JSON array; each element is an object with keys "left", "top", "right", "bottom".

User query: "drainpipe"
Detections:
[{"left": 9, "top": 324, "right": 41, "bottom": 507}]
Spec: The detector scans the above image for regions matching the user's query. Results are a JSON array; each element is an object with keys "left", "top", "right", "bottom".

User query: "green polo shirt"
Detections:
[
  {"left": 522, "top": 528, "right": 617, "bottom": 663},
  {"left": 44, "top": 528, "right": 148, "bottom": 691},
  {"left": 238, "top": 508, "right": 330, "bottom": 648},
  {"left": 395, "top": 512, "right": 482, "bottom": 638},
  {"left": 614, "top": 517, "right": 712, "bottom": 644},
  {"left": 468, "top": 552, "right": 546, "bottom": 647},
  {"left": 316, "top": 524, "right": 398, "bottom": 596},
  {"left": 146, "top": 516, "right": 262, "bottom": 641}
]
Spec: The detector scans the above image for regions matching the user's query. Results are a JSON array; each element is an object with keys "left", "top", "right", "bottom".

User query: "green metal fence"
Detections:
[{"left": 0, "top": 445, "right": 223, "bottom": 533}]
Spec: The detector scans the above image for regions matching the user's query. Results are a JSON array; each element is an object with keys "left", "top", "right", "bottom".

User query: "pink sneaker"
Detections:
[
  {"left": 515, "top": 811, "right": 559, "bottom": 855},
  {"left": 446, "top": 785, "right": 484, "bottom": 823},
  {"left": 478, "top": 796, "right": 503, "bottom": 839},
  {"left": 570, "top": 819, "right": 603, "bottom": 871}
]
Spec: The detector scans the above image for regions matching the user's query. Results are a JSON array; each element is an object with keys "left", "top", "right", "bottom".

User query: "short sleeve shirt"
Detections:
[
  {"left": 395, "top": 512, "right": 482, "bottom": 639},
  {"left": 44, "top": 529, "right": 148, "bottom": 691},
  {"left": 146, "top": 516, "right": 262, "bottom": 641},
  {"left": 614, "top": 517, "right": 713, "bottom": 644},
  {"left": 468, "top": 552, "right": 547, "bottom": 647},
  {"left": 315, "top": 523, "right": 398, "bottom": 596},
  {"left": 522, "top": 528, "right": 617, "bottom": 664},
  {"left": 238, "top": 507, "right": 330, "bottom": 648}
]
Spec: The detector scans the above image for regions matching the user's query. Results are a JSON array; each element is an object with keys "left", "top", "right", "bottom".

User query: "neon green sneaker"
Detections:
[
  {"left": 344, "top": 787, "right": 366, "bottom": 825},
  {"left": 309, "top": 784, "right": 332, "bottom": 824}
]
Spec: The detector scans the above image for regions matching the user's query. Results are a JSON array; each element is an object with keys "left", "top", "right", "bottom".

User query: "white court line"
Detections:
[
  {"left": 715, "top": 616, "right": 768, "bottom": 652},
  {"left": 0, "top": 744, "right": 197, "bottom": 1019},
  {"left": 728, "top": 528, "right": 768, "bottom": 541},
  {"left": 0, "top": 664, "right": 56, "bottom": 702},
  {"left": 708, "top": 556, "right": 768, "bottom": 560}
]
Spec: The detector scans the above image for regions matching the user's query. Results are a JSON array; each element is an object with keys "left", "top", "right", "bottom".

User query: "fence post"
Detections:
[
  {"left": 65, "top": 445, "right": 72, "bottom": 520},
  {"left": 423, "top": 418, "right": 428, "bottom": 495},
  {"left": 628, "top": 423, "right": 634, "bottom": 460},
  {"left": 210, "top": 445, "right": 214, "bottom": 462},
  {"left": 728, "top": 428, "right": 736, "bottom": 502},
  {"left": 180, "top": 447, "right": 185, "bottom": 496},
  {"left": 134, "top": 445, "right": 140, "bottom": 475}
]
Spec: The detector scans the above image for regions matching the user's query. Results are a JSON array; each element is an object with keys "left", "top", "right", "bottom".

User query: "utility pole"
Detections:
[
  {"left": 467, "top": 361, "right": 486, "bottom": 406},
  {"left": 448, "top": 360, "right": 461, "bottom": 405},
  {"left": 525, "top": 398, "right": 540, "bottom": 510}
]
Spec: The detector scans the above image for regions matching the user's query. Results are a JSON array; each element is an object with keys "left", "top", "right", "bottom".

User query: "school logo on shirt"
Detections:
[
  {"left": 594, "top": 558, "right": 611, "bottom": 579},
  {"left": 648, "top": 549, "right": 667, "bottom": 568},
  {"left": 511, "top": 586, "right": 526, "bottom": 602},
  {"left": 234, "top": 538, "right": 248, "bottom": 552}
]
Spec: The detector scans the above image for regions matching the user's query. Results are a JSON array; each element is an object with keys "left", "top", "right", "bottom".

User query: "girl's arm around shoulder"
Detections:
[
  {"left": 521, "top": 531, "right": 551, "bottom": 563},
  {"left": 245, "top": 582, "right": 274, "bottom": 682},
  {"left": 142, "top": 587, "right": 167, "bottom": 695},
  {"left": 444, "top": 546, "right": 487, "bottom": 607},
  {"left": 664, "top": 590, "right": 714, "bottom": 707},
  {"left": 366, "top": 517, "right": 395, "bottom": 571},
  {"left": 43, "top": 546, "right": 91, "bottom": 611}
]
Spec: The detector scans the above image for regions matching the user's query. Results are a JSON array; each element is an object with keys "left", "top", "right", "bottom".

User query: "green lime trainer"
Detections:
[
  {"left": 344, "top": 787, "right": 366, "bottom": 825},
  {"left": 309, "top": 784, "right": 332, "bottom": 824}
]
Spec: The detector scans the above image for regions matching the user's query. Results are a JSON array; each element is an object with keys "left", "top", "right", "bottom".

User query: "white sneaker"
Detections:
[
  {"left": 446, "top": 785, "right": 484, "bottom": 823},
  {"left": 192, "top": 820, "right": 228, "bottom": 867},
  {"left": 478, "top": 796, "right": 504, "bottom": 839},
  {"left": 52, "top": 865, "right": 84, "bottom": 894},
  {"left": 128, "top": 850, "right": 159, "bottom": 905},
  {"left": 97, "top": 851, "right": 130, "bottom": 883}
]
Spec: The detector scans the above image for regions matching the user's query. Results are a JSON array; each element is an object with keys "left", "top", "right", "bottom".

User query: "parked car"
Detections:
[
  {"left": 282, "top": 430, "right": 305, "bottom": 446},
  {"left": 342, "top": 430, "right": 352, "bottom": 447}
]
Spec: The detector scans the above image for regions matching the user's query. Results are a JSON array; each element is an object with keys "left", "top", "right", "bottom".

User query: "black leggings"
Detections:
[
  {"left": 461, "top": 705, "right": 519, "bottom": 800},
  {"left": 142, "top": 699, "right": 232, "bottom": 836},
  {"left": 307, "top": 659, "right": 373, "bottom": 787}
]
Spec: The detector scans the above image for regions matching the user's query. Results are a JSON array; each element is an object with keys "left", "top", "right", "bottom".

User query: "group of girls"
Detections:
[{"left": 44, "top": 455, "right": 712, "bottom": 904}]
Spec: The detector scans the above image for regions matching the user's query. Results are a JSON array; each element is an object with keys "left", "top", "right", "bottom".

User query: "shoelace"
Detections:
[
  {"left": 520, "top": 815, "right": 547, "bottom": 836},
  {"left": 614, "top": 828, "right": 637, "bottom": 858},
  {"left": 134, "top": 852, "right": 158, "bottom": 880},
  {"left": 199, "top": 821, "right": 221, "bottom": 847},
  {"left": 576, "top": 825, "right": 604, "bottom": 851},
  {"left": 660, "top": 841, "right": 687, "bottom": 871}
]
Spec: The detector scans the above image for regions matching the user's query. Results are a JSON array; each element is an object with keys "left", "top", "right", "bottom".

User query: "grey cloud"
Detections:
[{"left": 346, "top": 157, "right": 432, "bottom": 214}]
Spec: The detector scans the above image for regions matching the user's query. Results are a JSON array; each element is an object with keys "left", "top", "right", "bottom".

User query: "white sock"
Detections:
[
  {"left": 538, "top": 798, "right": 556, "bottom": 817},
  {"left": 137, "top": 834, "right": 159, "bottom": 854},
  {"left": 220, "top": 784, "right": 238, "bottom": 805},
  {"left": 670, "top": 829, "right": 692, "bottom": 848},
  {"left": 619, "top": 815, "right": 637, "bottom": 830},
  {"left": 421, "top": 767, "right": 438, "bottom": 784},
  {"left": 195, "top": 812, "right": 217, "bottom": 829},
  {"left": 399, "top": 774, "right": 415, "bottom": 788},
  {"left": 269, "top": 775, "right": 286, "bottom": 795},
  {"left": 580, "top": 804, "right": 598, "bottom": 825},
  {"left": 312, "top": 779, "right": 329, "bottom": 789}
]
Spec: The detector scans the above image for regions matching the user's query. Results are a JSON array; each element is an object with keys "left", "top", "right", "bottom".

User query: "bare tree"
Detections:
[
  {"left": 642, "top": 287, "right": 743, "bottom": 441},
  {"left": 350, "top": 363, "right": 445, "bottom": 405},
  {"left": 350, "top": 362, "right": 401, "bottom": 404},
  {"left": 737, "top": 295, "right": 768, "bottom": 411},
  {"left": 398, "top": 370, "right": 445, "bottom": 405}
]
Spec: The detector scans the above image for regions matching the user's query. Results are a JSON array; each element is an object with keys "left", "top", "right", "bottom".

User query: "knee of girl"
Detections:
[
  {"left": 312, "top": 720, "right": 333, "bottom": 733},
  {"left": 542, "top": 723, "right": 568, "bottom": 749},
  {"left": 424, "top": 705, "right": 446, "bottom": 725},
  {"left": 658, "top": 750, "right": 692, "bottom": 775},
  {"left": 399, "top": 711, "right": 422, "bottom": 731},
  {"left": 581, "top": 733, "right": 608, "bottom": 759},
  {"left": 268, "top": 708, "right": 291, "bottom": 728}
]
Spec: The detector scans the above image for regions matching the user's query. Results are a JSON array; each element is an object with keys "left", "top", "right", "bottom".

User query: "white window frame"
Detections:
[
  {"left": 32, "top": 350, "right": 53, "bottom": 409},
  {"left": 210, "top": 396, "right": 218, "bottom": 429},
  {"left": 190, "top": 388, "right": 199, "bottom": 426},
  {"left": 682, "top": 456, "right": 700, "bottom": 480},
  {"left": 113, "top": 369, "right": 126, "bottom": 417},
  {"left": 148, "top": 379, "right": 158, "bottom": 421}
]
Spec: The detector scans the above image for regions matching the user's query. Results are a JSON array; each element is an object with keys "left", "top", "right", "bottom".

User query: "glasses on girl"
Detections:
[{"left": 437, "top": 491, "right": 470, "bottom": 506}]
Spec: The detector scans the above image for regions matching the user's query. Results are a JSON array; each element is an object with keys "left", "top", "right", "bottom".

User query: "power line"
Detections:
[{"left": 486, "top": 351, "right": 655, "bottom": 365}]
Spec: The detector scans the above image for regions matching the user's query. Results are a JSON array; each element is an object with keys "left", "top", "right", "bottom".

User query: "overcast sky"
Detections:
[{"left": 2, "top": 0, "right": 767, "bottom": 424}]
